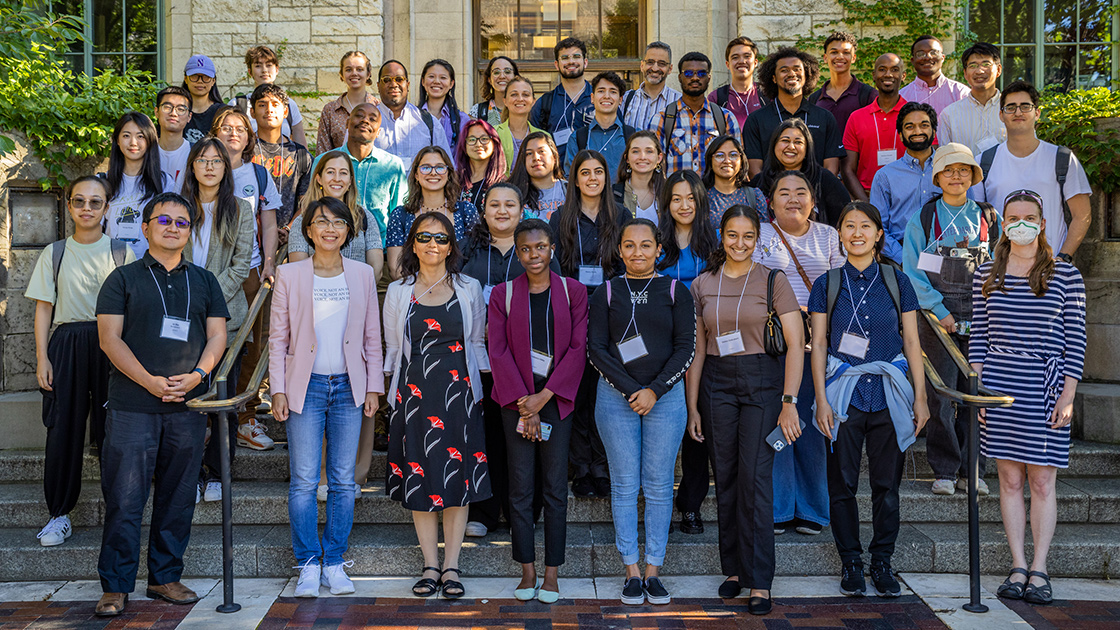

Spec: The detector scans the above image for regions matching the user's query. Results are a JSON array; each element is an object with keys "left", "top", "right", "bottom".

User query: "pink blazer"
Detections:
[{"left": 269, "top": 257, "right": 384, "bottom": 414}]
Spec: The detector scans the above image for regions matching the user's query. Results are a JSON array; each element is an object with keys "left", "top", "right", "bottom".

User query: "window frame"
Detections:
[{"left": 47, "top": 0, "right": 164, "bottom": 80}]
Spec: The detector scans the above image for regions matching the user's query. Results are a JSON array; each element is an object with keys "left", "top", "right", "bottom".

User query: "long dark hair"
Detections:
[
  {"left": 702, "top": 134, "right": 750, "bottom": 189},
  {"left": 556, "top": 150, "right": 621, "bottom": 277},
  {"left": 658, "top": 170, "right": 718, "bottom": 271},
  {"left": 836, "top": 201, "right": 886, "bottom": 261},
  {"left": 465, "top": 182, "right": 522, "bottom": 255},
  {"left": 480, "top": 56, "right": 519, "bottom": 101},
  {"left": 403, "top": 146, "right": 462, "bottom": 214},
  {"left": 419, "top": 58, "right": 463, "bottom": 145},
  {"left": 179, "top": 78, "right": 221, "bottom": 107},
  {"left": 455, "top": 119, "right": 505, "bottom": 194},
  {"left": 616, "top": 130, "right": 665, "bottom": 192},
  {"left": 107, "top": 111, "right": 162, "bottom": 202},
  {"left": 181, "top": 138, "right": 240, "bottom": 249},
  {"left": 397, "top": 211, "right": 463, "bottom": 281},
  {"left": 982, "top": 192, "right": 1055, "bottom": 298},
  {"left": 705, "top": 204, "right": 762, "bottom": 272},
  {"left": 757, "top": 118, "right": 822, "bottom": 198},
  {"left": 509, "top": 131, "right": 563, "bottom": 212}
]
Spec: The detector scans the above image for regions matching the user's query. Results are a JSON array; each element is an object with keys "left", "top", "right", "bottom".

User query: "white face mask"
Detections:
[{"left": 1005, "top": 220, "right": 1041, "bottom": 246}]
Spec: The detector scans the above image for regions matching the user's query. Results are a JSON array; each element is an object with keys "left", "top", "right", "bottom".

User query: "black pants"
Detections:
[
  {"left": 201, "top": 349, "right": 244, "bottom": 483},
  {"left": 502, "top": 401, "right": 571, "bottom": 566},
  {"left": 827, "top": 405, "right": 904, "bottom": 564},
  {"left": 699, "top": 353, "right": 780, "bottom": 590},
  {"left": 99, "top": 409, "right": 207, "bottom": 593},
  {"left": 920, "top": 319, "right": 987, "bottom": 480},
  {"left": 569, "top": 360, "right": 608, "bottom": 480},
  {"left": 675, "top": 431, "right": 710, "bottom": 513},
  {"left": 41, "top": 322, "right": 109, "bottom": 518},
  {"left": 469, "top": 373, "right": 512, "bottom": 529}
]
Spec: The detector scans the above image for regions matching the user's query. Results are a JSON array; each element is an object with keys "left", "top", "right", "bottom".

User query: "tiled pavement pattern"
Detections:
[
  {"left": 0, "top": 599, "right": 194, "bottom": 629},
  {"left": 1002, "top": 599, "right": 1120, "bottom": 630}
]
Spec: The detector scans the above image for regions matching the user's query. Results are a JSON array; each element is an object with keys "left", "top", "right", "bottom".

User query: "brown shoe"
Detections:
[
  {"left": 95, "top": 592, "right": 127, "bottom": 616},
  {"left": 145, "top": 581, "right": 200, "bottom": 604}
]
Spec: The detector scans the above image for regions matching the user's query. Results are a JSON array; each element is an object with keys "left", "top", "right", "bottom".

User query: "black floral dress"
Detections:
[{"left": 387, "top": 295, "right": 492, "bottom": 511}]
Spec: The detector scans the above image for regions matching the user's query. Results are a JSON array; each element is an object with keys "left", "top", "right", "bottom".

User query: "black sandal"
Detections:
[
  {"left": 1024, "top": 571, "right": 1053, "bottom": 605},
  {"left": 412, "top": 566, "right": 441, "bottom": 597},
  {"left": 441, "top": 567, "right": 464, "bottom": 600},
  {"left": 996, "top": 567, "right": 1029, "bottom": 600}
]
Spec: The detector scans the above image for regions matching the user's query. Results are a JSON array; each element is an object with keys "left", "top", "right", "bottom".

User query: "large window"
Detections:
[
  {"left": 967, "top": 0, "right": 1118, "bottom": 91},
  {"left": 47, "top": 0, "right": 162, "bottom": 78},
  {"left": 477, "top": 0, "right": 642, "bottom": 67}
]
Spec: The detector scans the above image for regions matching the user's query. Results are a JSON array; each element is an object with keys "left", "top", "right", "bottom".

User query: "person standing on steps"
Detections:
[
  {"left": 936, "top": 43, "right": 1005, "bottom": 157},
  {"left": 419, "top": 59, "right": 469, "bottom": 154},
  {"left": 563, "top": 71, "right": 634, "bottom": 185},
  {"left": 229, "top": 45, "right": 308, "bottom": 147},
  {"left": 613, "top": 131, "right": 665, "bottom": 223},
  {"left": 807, "top": 32, "right": 877, "bottom": 134},
  {"left": 250, "top": 83, "right": 312, "bottom": 232},
  {"left": 530, "top": 38, "right": 594, "bottom": 164},
  {"left": 471, "top": 56, "right": 519, "bottom": 128},
  {"left": 898, "top": 36, "right": 968, "bottom": 115},
  {"left": 94, "top": 192, "right": 228, "bottom": 617},
  {"left": 27, "top": 176, "right": 136, "bottom": 549},
  {"left": 375, "top": 60, "right": 453, "bottom": 170},
  {"left": 510, "top": 132, "right": 566, "bottom": 220},
  {"left": 104, "top": 112, "right": 176, "bottom": 258},
  {"left": 704, "top": 134, "right": 768, "bottom": 225},
  {"left": 316, "top": 51, "right": 380, "bottom": 154},
  {"left": 656, "top": 51, "right": 742, "bottom": 176},
  {"left": 155, "top": 86, "right": 193, "bottom": 192},
  {"left": 181, "top": 54, "right": 223, "bottom": 146},
  {"left": 622, "top": 42, "right": 681, "bottom": 131},
  {"left": 708, "top": 37, "right": 765, "bottom": 129},
  {"left": 495, "top": 76, "right": 548, "bottom": 176},
  {"left": 841, "top": 53, "right": 907, "bottom": 202}
]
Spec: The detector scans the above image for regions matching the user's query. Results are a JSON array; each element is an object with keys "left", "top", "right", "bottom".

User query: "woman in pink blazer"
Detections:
[{"left": 269, "top": 197, "right": 383, "bottom": 599}]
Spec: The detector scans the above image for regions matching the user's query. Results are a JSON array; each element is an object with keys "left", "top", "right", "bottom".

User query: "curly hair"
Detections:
[{"left": 756, "top": 46, "right": 820, "bottom": 101}]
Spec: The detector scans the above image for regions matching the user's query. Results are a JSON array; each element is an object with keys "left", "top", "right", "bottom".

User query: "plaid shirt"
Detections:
[
  {"left": 655, "top": 98, "right": 741, "bottom": 175},
  {"left": 622, "top": 84, "right": 682, "bottom": 131}
]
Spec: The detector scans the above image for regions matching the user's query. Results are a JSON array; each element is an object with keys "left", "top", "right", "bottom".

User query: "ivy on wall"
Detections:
[{"left": 1039, "top": 88, "right": 1120, "bottom": 194}]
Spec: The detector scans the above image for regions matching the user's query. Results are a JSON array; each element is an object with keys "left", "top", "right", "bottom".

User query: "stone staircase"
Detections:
[{"left": 2, "top": 413, "right": 1120, "bottom": 582}]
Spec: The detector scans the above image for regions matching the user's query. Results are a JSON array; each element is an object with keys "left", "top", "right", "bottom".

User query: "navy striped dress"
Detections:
[{"left": 969, "top": 261, "right": 1087, "bottom": 467}]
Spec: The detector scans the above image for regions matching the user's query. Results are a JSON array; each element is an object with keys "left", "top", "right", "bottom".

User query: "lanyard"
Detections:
[
  {"left": 593, "top": 124, "right": 622, "bottom": 153},
  {"left": 924, "top": 199, "right": 971, "bottom": 252},
  {"left": 486, "top": 243, "right": 517, "bottom": 285},
  {"left": 149, "top": 266, "right": 191, "bottom": 320},
  {"left": 529, "top": 289, "right": 551, "bottom": 353},
  {"left": 621, "top": 275, "right": 656, "bottom": 339},
  {"left": 843, "top": 265, "right": 879, "bottom": 337},
  {"left": 873, "top": 110, "right": 896, "bottom": 153},
  {"left": 715, "top": 262, "right": 754, "bottom": 336},
  {"left": 775, "top": 100, "right": 807, "bottom": 128}
]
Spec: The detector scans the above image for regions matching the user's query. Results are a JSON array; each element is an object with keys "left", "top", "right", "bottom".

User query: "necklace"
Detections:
[{"left": 421, "top": 200, "right": 450, "bottom": 213}]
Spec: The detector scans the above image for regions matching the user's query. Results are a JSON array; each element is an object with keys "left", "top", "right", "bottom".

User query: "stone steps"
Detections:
[{"left": 3, "top": 522, "right": 1119, "bottom": 580}]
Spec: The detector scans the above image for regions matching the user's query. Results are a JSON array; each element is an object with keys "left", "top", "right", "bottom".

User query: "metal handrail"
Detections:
[{"left": 919, "top": 309, "right": 1014, "bottom": 409}]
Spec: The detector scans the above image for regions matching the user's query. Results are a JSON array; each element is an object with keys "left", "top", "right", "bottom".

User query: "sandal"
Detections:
[
  {"left": 996, "top": 567, "right": 1029, "bottom": 600},
  {"left": 1023, "top": 571, "right": 1053, "bottom": 605},
  {"left": 412, "top": 566, "right": 441, "bottom": 597},
  {"left": 441, "top": 567, "right": 465, "bottom": 600}
]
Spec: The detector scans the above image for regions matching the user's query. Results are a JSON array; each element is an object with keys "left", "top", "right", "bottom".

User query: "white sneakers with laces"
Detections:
[
  {"left": 294, "top": 559, "right": 322, "bottom": 598},
  {"left": 204, "top": 481, "right": 222, "bottom": 502},
  {"left": 237, "top": 419, "right": 275, "bottom": 450},
  {"left": 321, "top": 561, "right": 356, "bottom": 595},
  {"left": 37, "top": 515, "right": 72, "bottom": 547}
]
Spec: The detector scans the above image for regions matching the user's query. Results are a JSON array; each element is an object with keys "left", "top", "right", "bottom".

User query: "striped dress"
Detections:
[{"left": 969, "top": 261, "right": 1087, "bottom": 467}]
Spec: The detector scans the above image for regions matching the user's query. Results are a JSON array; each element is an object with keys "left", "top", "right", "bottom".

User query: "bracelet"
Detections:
[{"left": 192, "top": 367, "right": 208, "bottom": 380}]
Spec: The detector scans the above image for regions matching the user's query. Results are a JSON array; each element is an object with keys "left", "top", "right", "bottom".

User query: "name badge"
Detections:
[
  {"left": 115, "top": 219, "right": 141, "bottom": 241},
  {"left": 553, "top": 127, "right": 572, "bottom": 147},
  {"left": 578, "top": 265, "right": 604, "bottom": 286},
  {"left": 877, "top": 149, "right": 896, "bottom": 166},
  {"left": 839, "top": 332, "right": 870, "bottom": 359},
  {"left": 715, "top": 330, "right": 745, "bottom": 356},
  {"left": 976, "top": 135, "right": 999, "bottom": 154},
  {"left": 531, "top": 349, "right": 553, "bottom": 377},
  {"left": 617, "top": 334, "right": 649, "bottom": 364},
  {"left": 918, "top": 251, "right": 943, "bottom": 274},
  {"left": 160, "top": 316, "right": 191, "bottom": 342},
  {"left": 483, "top": 284, "right": 494, "bottom": 305}
]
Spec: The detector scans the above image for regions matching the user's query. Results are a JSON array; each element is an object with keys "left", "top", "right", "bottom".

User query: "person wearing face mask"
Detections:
[
  {"left": 471, "top": 56, "right": 520, "bottom": 128},
  {"left": 496, "top": 77, "right": 548, "bottom": 176},
  {"left": 420, "top": 59, "right": 469, "bottom": 152},
  {"left": 613, "top": 131, "right": 665, "bottom": 222},
  {"left": 902, "top": 143, "right": 1000, "bottom": 497},
  {"left": 869, "top": 102, "right": 941, "bottom": 264},
  {"left": 588, "top": 218, "right": 696, "bottom": 606},
  {"left": 656, "top": 51, "right": 741, "bottom": 176},
  {"left": 841, "top": 53, "right": 908, "bottom": 202},
  {"left": 898, "top": 36, "right": 968, "bottom": 115},
  {"left": 622, "top": 42, "right": 682, "bottom": 131},
  {"left": 455, "top": 120, "right": 506, "bottom": 210},
  {"left": 709, "top": 37, "right": 766, "bottom": 129},
  {"left": 530, "top": 38, "right": 594, "bottom": 163},
  {"left": 971, "top": 190, "right": 1086, "bottom": 607},
  {"left": 703, "top": 135, "right": 768, "bottom": 225},
  {"left": 510, "top": 132, "right": 567, "bottom": 220},
  {"left": 375, "top": 60, "right": 453, "bottom": 169}
]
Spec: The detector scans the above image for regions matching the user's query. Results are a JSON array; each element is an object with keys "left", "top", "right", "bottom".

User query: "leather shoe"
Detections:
[
  {"left": 748, "top": 595, "right": 773, "bottom": 615},
  {"left": 679, "top": 511, "right": 704, "bottom": 534},
  {"left": 592, "top": 477, "right": 611, "bottom": 498},
  {"left": 717, "top": 579, "right": 741, "bottom": 599},
  {"left": 146, "top": 581, "right": 200, "bottom": 604},
  {"left": 95, "top": 592, "right": 127, "bottom": 617}
]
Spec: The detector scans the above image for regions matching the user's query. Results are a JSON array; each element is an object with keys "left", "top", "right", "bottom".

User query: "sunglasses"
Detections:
[
  {"left": 69, "top": 196, "right": 106, "bottom": 211},
  {"left": 149, "top": 214, "right": 191, "bottom": 229},
  {"left": 682, "top": 70, "right": 709, "bottom": 79},
  {"left": 414, "top": 231, "right": 450, "bottom": 245}
]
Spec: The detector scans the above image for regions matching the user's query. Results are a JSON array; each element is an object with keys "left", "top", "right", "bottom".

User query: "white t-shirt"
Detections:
[
  {"left": 192, "top": 201, "right": 216, "bottom": 266},
  {"left": 159, "top": 141, "right": 191, "bottom": 193},
  {"left": 232, "top": 162, "right": 282, "bottom": 268},
  {"left": 974, "top": 140, "right": 1092, "bottom": 252},
  {"left": 105, "top": 171, "right": 174, "bottom": 258},
  {"left": 226, "top": 96, "right": 304, "bottom": 139},
  {"left": 753, "top": 220, "right": 847, "bottom": 307},
  {"left": 635, "top": 199, "right": 658, "bottom": 223},
  {"left": 311, "top": 272, "right": 350, "bottom": 375}
]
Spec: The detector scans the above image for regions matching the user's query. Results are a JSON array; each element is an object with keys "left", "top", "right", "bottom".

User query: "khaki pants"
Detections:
[{"left": 237, "top": 266, "right": 269, "bottom": 425}]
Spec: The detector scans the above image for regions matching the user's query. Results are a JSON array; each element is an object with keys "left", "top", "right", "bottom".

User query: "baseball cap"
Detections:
[{"left": 185, "top": 54, "right": 216, "bottom": 78}]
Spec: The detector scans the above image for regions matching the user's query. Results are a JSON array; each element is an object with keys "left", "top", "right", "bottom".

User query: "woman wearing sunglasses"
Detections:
[
  {"left": 384, "top": 212, "right": 491, "bottom": 600},
  {"left": 455, "top": 119, "right": 506, "bottom": 210},
  {"left": 386, "top": 146, "right": 479, "bottom": 279}
]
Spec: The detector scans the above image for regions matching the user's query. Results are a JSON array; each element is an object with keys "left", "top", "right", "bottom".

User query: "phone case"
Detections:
[{"left": 766, "top": 419, "right": 806, "bottom": 452}]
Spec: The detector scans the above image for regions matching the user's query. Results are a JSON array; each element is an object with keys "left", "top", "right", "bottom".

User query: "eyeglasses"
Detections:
[
  {"left": 186, "top": 74, "right": 214, "bottom": 83},
  {"left": 1002, "top": 102, "right": 1036, "bottom": 114},
  {"left": 380, "top": 76, "right": 407, "bottom": 85},
  {"left": 310, "top": 218, "right": 349, "bottom": 229},
  {"left": 491, "top": 68, "right": 514, "bottom": 77},
  {"left": 69, "top": 196, "right": 105, "bottom": 210},
  {"left": 942, "top": 166, "right": 974, "bottom": 179},
  {"left": 966, "top": 61, "right": 997, "bottom": 71},
  {"left": 159, "top": 103, "right": 190, "bottom": 115},
  {"left": 194, "top": 157, "right": 223, "bottom": 168},
  {"left": 414, "top": 231, "right": 450, "bottom": 245},
  {"left": 913, "top": 51, "right": 943, "bottom": 60},
  {"left": 558, "top": 53, "right": 584, "bottom": 62},
  {"left": 149, "top": 215, "right": 191, "bottom": 229},
  {"left": 642, "top": 59, "right": 671, "bottom": 68},
  {"left": 682, "top": 70, "right": 709, "bottom": 79},
  {"left": 418, "top": 164, "right": 449, "bottom": 175},
  {"left": 713, "top": 151, "right": 741, "bottom": 162},
  {"left": 465, "top": 136, "right": 492, "bottom": 146},
  {"left": 219, "top": 124, "right": 249, "bottom": 135}
]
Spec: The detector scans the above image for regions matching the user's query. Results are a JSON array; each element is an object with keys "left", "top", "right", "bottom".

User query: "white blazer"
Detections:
[{"left": 383, "top": 273, "right": 490, "bottom": 407}]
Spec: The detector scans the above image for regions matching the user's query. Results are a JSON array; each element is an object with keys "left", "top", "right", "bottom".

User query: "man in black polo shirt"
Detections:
[
  {"left": 93, "top": 192, "right": 229, "bottom": 617},
  {"left": 742, "top": 46, "right": 845, "bottom": 179}
]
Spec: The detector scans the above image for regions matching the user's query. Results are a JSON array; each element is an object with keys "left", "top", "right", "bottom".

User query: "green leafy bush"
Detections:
[{"left": 1038, "top": 88, "right": 1120, "bottom": 194}]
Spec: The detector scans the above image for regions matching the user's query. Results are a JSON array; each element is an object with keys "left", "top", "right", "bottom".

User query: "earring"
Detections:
[{"left": 655, "top": 164, "right": 662, "bottom": 173}]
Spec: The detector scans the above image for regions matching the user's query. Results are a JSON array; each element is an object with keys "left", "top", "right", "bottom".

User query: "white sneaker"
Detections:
[
  {"left": 237, "top": 419, "right": 275, "bottom": 450},
  {"left": 204, "top": 481, "right": 222, "bottom": 502},
  {"left": 317, "top": 484, "right": 328, "bottom": 502},
  {"left": 321, "top": 561, "right": 356, "bottom": 595},
  {"left": 37, "top": 515, "right": 72, "bottom": 547},
  {"left": 931, "top": 479, "right": 956, "bottom": 496},
  {"left": 196, "top": 483, "right": 202, "bottom": 504},
  {"left": 354, "top": 484, "right": 362, "bottom": 499},
  {"left": 258, "top": 391, "right": 272, "bottom": 413},
  {"left": 464, "top": 521, "right": 488, "bottom": 537},
  {"left": 294, "top": 559, "right": 321, "bottom": 598},
  {"left": 957, "top": 477, "right": 990, "bottom": 496}
]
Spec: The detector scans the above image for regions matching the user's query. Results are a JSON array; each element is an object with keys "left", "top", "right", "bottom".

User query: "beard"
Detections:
[
  {"left": 902, "top": 134, "right": 934, "bottom": 152},
  {"left": 681, "top": 84, "right": 706, "bottom": 97},
  {"left": 560, "top": 66, "right": 585, "bottom": 80}
]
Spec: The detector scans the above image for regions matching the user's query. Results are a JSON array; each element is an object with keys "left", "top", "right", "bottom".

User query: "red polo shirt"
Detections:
[{"left": 843, "top": 97, "right": 908, "bottom": 191}]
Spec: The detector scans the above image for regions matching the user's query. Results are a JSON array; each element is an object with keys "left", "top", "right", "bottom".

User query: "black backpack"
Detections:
[
  {"left": 824, "top": 263, "right": 902, "bottom": 341},
  {"left": 574, "top": 121, "right": 636, "bottom": 153},
  {"left": 979, "top": 144, "right": 1073, "bottom": 224},
  {"left": 917, "top": 197, "right": 1000, "bottom": 255},
  {"left": 660, "top": 100, "right": 727, "bottom": 155}
]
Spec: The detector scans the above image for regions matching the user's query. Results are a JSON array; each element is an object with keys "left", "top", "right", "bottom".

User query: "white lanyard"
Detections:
[
  {"left": 924, "top": 199, "right": 971, "bottom": 252},
  {"left": 843, "top": 265, "right": 879, "bottom": 337},
  {"left": 872, "top": 111, "right": 897, "bottom": 153},
  {"left": 149, "top": 266, "right": 191, "bottom": 320},
  {"left": 621, "top": 275, "right": 656, "bottom": 339},
  {"left": 714, "top": 262, "right": 754, "bottom": 337}
]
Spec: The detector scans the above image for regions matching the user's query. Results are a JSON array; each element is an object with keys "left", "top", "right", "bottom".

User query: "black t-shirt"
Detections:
[
  {"left": 529, "top": 288, "right": 555, "bottom": 390},
  {"left": 750, "top": 168, "right": 850, "bottom": 227},
  {"left": 548, "top": 203, "right": 628, "bottom": 283},
  {"left": 95, "top": 253, "right": 230, "bottom": 413},
  {"left": 742, "top": 98, "right": 845, "bottom": 165},
  {"left": 252, "top": 138, "right": 313, "bottom": 227},
  {"left": 183, "top": 102, "right": 223, "bottom": 145},
  {"left": 460, "top": 237, "right": 561, "bottom": 288}
]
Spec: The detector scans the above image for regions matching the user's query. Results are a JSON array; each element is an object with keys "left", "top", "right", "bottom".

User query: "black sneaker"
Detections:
[
  {"left": 678, "top": 512, "right": 704, "bottom": 535},
  {"left": 572, "top": 476, "right": 595, "bottom": 497},
  {"left": 774, "top": 520, "right": 792, "bottom": 536},
  {"left": 840, "top": 562, "right": 866, "bottom": 596},
  {"left": 870, "top": 560, "right": 901, "bottom": 597},
  {"left": 643, "top": 577, "right": 671, "bottom": 605},
  {"left": 621, "top": 577, "right": 645, "bottom": 605},
  {"left": 593, "top": 477, "right": 611, "bottom": 498},
  {"left": 794, "top": 519, "right": 822, "bottom": 535}
]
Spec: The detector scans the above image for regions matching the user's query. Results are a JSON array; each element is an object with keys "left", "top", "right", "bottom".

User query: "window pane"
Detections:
[
  {"left": 565, "top": 0, "right": 599, "bottom": 58},
  {"left": 1000, "top": 45, "right": 1035, "bottom": 85},
  {"left": 93, "top": 54, "right": 124, "bottom": 75},
  {"left": 1044, "top": 0, "right": 1075, "bottom": 43},
  {"left": 478, "top": 0, "right": 518, "bottom": 59},
  {"left": 1003, "top": 0, "right": 1035, "bottom": 43},
  {"left": 1043, "top": 45, "right": 1075, "bottom": 91},
  {"left": 1078, "top": 44, "right": 1113, "bottom": 88},
  {"left": 125, "top": 0, "right": 157, "bottom": 53},
  {"left": 1081, "top": 2, "right": 1113, "bottom": 43},
  {"left": 92, "top": 0, "right": 123, "bottom": 52},
  {"left": 63, "top": 53, "right": 83, "bottom": 73},
  {"left": 968, "top": 0, "right": 1000, "bottom": 43},
  {"left": 601, "top": 0, "right": 638, "bottom": 59},
  {"left": 125, "top": 53, "right": 157, "bottom": 76}
]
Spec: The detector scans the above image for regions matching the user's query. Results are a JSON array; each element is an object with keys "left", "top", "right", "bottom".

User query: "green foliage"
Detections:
[
  {"left": 0, "top": 0, "right": 83, "bottom": 63},
  {"left": 1038, "top": 88, "right": 1120, "bottom": 194}
]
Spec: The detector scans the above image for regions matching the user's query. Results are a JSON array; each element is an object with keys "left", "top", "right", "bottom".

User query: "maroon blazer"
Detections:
[{"left": 487, "top": 272, "right": 588, "bottom": 419}]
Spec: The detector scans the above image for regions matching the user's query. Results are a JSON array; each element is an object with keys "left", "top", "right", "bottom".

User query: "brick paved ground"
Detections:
[
  {"left": 1002, "top": 599, "right": 1120, "bottom": 630},
  {"left": 0, "top": 599, "right": 194, "bottom": 629}
]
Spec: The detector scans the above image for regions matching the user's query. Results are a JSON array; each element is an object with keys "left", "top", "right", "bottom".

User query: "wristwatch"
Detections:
[
  {"left": 192, "top": 367, "right": 209, "bottom": 380},
  {"left": 1056, "top": 253, "right": 1073, "bottom": 264},
  {"left": 782, "top": 394, "right": 798, "bottom": 405}
]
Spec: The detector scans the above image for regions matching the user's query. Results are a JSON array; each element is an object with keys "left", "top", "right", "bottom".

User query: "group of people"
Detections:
[{"left": 25, "top": 32, "right": 1089, "bottom": 618}]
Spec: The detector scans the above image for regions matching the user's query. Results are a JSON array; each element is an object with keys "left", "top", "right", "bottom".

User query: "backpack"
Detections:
[
  {"left": 419, "top": 109, "right": 435, "bottom": 145},
  {"left": 574, "top": 121, "right": 636, "bottom": 153},
  {"left": 621, "top": 90, "right": 638, "bottom": 119},
  {"left": 535, "top": 90, "right": 555, "bottom": 130},
  {"left": 917, "top": 197, "right": 1000, "bottom": 255},
  {"left": 503, "top": 275, "right": 572, "bottom": 314},
  {"left": 979, "top": 144, "right": 1073, "bottom": 224},
  {"left": 824, "top": 263, "right": 902, "bottom": 342},
  {"left": 660, "top": 100, "right": 727, "bottom": 155},
  {"left": 476, "top": 100, "right": 490, "bottom": 123},
  {"left": 235, "top": 94, "right": 294, "bottom": 130},
  {"left": 50, "top": 237, "right": 129, "bottom": 320}
]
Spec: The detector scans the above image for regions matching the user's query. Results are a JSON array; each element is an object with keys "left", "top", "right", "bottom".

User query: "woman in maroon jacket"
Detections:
[{"left": 488, "top": 218, "right": 588, "bottom": 603}]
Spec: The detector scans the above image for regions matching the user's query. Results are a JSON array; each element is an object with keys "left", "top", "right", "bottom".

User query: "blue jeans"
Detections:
[
  {"left": 773, "top": 351, "right": 830, "bottom": 526},
  {"left": 595, "top": 379, "right": 686, "bottom": 566},
  {"left": 287, "top": 373, "right": 363, "bottom": 566}
]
